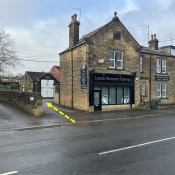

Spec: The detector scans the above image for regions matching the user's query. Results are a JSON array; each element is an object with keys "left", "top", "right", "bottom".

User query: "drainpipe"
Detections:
[
  {"left": 71, "top": 50, "right": 73, "bottom": 108},
  {"left": 149, "top": 54, "right": 152, "bottom": 110}
]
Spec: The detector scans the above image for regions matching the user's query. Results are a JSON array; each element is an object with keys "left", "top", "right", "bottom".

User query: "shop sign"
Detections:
[
  {"left": 80, "top": 64, "right": 87, "bottom": 89},
  {"left": 93, "top": 73, "right": 133, "bottom": 83},
  {"left": 155, "top": 75, "right": 169, "bottom": 81}
]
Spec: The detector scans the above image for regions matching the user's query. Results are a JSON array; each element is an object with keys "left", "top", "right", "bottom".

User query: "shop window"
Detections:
[
  {"left": 157, "top": 82, "right": 166, "bottom": 98},
  {"left": 156, "top": 59, "right": 166, "bottom": 73},
  {"left": 141, "top": 81, "right": 146, "bottom": 96},
  {"left": 109, "top": 50, "right": 123, "bottom": 69},
  {"left": 102, "top": 87, "right": 109, "bottom": 104},
  {"left": 123, "top": 87, "right": 130, "bottom": 103},
  {"left": 109, "top": 87, "right": 116, "bottom": 104},
  {"left": 94, "top": 86, "right": 131, "bottom": 105},
  {"left": 117, "top": 87, "right": 123, "bottom": 104}
]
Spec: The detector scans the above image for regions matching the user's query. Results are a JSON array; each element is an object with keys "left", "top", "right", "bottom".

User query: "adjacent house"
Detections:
[
  {"left": 49, "top": 65, "right": 60, "bottom": 104},
  {"left": 21, "top": 71, "right": 59, "bottom": 98},
  {"left": 59, "top": 12, "right": 175, "bottom": 111},
  {"left": 49, "top": 65, "right": 60, "bottom": 80}
]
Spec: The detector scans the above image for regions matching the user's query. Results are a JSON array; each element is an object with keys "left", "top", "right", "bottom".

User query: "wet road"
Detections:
[{"left": 1, "top": 102, "right": 175, "bottom": 174}]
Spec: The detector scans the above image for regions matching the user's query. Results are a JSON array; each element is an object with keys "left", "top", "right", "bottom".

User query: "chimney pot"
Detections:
[
  {"left": 71, "top": 15, "right": 74, "bottom": 22},
  {"left": 114, "top": 12, "right": 117, "bottom": 17},
  {"left": 74, "top": 14, "right": 77, "bottom": 21},
  {"left": 154, "top": 34, "right": 156, "bottom": 40},
  {"left": 151, "top": 35, "right": 153, "bottom": 40}
]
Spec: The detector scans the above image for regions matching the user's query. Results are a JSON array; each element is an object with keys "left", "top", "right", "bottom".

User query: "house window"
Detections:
[
  {"left": 113, "top": 31, "right": 121, "bottom": 40},
  {"left": 157, "top": 82, "right": 166, "bottom": 98},
  {"left": 109, "top": 50, "right": 123, "bottom": 69},
  {"left": 140, "top": 57, "right": 143, "bottom": 72},
  {"left": 141, "top": 81, "right": 146, "bottom": 96},
  {"left": 55, "top": 85, "right": 59, "bottom": 93},
  {"left": 156, "top": 59, "right": 166, "bottom": 73}
]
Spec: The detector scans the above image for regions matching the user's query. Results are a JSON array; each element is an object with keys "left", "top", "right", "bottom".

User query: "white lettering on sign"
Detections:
[{"left": 94, "top": 76, "right": 131, "bottom": 82}]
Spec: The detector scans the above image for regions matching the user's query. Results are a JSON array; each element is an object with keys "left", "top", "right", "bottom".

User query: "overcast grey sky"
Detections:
[{"left": 0, "top": 0, "right": 175, "bottom": 75}]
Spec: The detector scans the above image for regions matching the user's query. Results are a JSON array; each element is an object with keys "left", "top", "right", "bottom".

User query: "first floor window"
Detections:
[
  {"left": 156, "top": 59, "right": 166, "bottom": 73},
  {"left": 157, "top": 82, "right": 166, "bottom": 98},
  {"left": 109, "top": 50, "right": 123, "bottom": 69}
]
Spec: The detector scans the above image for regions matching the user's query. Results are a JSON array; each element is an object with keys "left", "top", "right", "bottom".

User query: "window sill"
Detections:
[
  {"left": 108, "top": 68, "right": 124, "bottom": 71},
  {"left": 156, "top": 73, "right": 168, "bottom": 75}
]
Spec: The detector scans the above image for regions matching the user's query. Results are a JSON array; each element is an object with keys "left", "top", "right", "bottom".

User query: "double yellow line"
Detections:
[{"left": 46, "top": 103, "right": 76, "bottom": 123}]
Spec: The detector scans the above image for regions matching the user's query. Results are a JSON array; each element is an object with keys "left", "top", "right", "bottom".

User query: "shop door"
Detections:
[{"left": 94, "top": 90, "right": 101, "bottom": 111}]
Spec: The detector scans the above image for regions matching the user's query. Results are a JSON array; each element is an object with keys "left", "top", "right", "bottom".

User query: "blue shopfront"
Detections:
[{"left": 89, "top": 72, "right": 135, "bottom": 111}]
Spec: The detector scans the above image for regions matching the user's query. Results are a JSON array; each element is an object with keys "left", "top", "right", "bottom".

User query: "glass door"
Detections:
[{"left": 94, "top": 90, "right": 101, "bottom": 111}]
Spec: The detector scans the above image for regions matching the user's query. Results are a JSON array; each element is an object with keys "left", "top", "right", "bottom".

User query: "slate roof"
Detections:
[
  {"left": 60, "top": 25, "right": 105, "bottom": 54},
  {"left": 26, "top": 71, "right": 46, "bottom": 81},
  {"left": 60, "top": 16, "right": 141, "bottom": 55},
  {"left": 159, "top": 45, "right": 175, "bottom": 49},
  {"left": 140, "top": 46, "right": 173, "bottom": 57},
  {"left": 54, "top": 65, "right": 60, "bottom": 70},
  {"left": 40, "top": 73, "right": 60, "bottom": 83}
]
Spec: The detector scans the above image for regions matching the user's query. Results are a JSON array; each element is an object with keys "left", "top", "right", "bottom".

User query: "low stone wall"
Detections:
[
  {"left": 0, "top": 90, "right": 43, "bottom": 116},
  {"left": 157, "top": 103, "right": 175, "bottom": 109}
]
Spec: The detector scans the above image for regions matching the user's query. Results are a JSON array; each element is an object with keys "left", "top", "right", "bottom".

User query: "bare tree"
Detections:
[{"left": 0, "top": 28, "right": 20, "bottom": 74}]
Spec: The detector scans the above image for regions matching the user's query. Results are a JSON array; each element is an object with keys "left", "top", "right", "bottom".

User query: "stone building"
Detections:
[
  {"left": 59, "top": 12, "right": 175, "bottom": 111},
  {"left": 49, "top": 65, "right": 60, "bottom": 80},
  {"left": 21, "top": 71, "right": 59, "bottom": 98}
]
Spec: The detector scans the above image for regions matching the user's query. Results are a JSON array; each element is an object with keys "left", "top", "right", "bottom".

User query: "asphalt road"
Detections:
[
  {"left": 1, "top": 102, "right": 175, "bottom": 174},
  {"left": 0, "top": 104, "right": 175, "bottom": 175}
]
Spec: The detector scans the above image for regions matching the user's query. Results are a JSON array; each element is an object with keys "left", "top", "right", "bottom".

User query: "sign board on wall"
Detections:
[
  {"left": 80, "top": 64, "right": 87, "bottom": 89},
  {"left": 155, "top": 75, "right": 169, "bottom": 81},
  {"left": 93, "top": 73, "right": 133, "bottom": 83}
]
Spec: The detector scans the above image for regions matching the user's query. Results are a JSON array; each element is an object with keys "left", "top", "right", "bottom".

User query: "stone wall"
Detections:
[
  {"left": 60, "top": 16, "right": 141, "bottom": 111},
  {"left": 0, "top": 90, "right": 43, "bottom": 116},
  {"left": 139, "top": 53, "right": 175, "bottom": 108},
  {"left": 60, "top": 44, "right": 89, "bottom": 110}
]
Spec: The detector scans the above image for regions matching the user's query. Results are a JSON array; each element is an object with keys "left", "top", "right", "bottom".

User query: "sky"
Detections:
[{"left": 0, "top": 0, "right": 175, "bottom": 75}]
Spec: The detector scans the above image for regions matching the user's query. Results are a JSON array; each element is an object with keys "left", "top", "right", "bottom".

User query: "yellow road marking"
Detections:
[
  {"left": 46, "top": 102, "right": 76, "bottom": 124},
  {"left": 65, "top": 115, "right": 70, "bottom": 119},
  {"left": 53, "top": 107, "right": 58, "bottom": 111},
  {"left": 59, "top": 111, "right": 64, "bottom": 115},
  {"left": 70, "top": 119, "right": 76, "bottom": 123},
  {"left": 47, "top": 102, "right": 52, "bottom": 108}
]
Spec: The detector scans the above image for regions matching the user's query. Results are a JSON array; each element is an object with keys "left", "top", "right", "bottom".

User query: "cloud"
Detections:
[
  {"left": 120, "top": 0, "right": 140, "bottom": 16},
  {"left": 1, "top": 0, "right": 175, "bottom": 75},
  {"left": 153, "top": 0, "right": 174, "bottom": 9}
]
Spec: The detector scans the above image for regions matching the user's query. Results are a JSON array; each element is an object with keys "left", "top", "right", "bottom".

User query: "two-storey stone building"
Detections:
[{"left": 59, "top": 12, "right": 175, "bottom": 111}]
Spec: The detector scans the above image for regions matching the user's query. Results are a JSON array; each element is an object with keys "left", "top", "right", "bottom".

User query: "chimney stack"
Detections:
[
  {"left": 148, "top": 34, "right": 159, "bottom": 50},
  {"left": 69, "top": 14, "right": 80, "bottom": 48}
]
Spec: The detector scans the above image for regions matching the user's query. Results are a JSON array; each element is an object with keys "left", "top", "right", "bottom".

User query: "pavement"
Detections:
[{"left": 1, "top": 98, "right": 175, "bottom": 131}]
